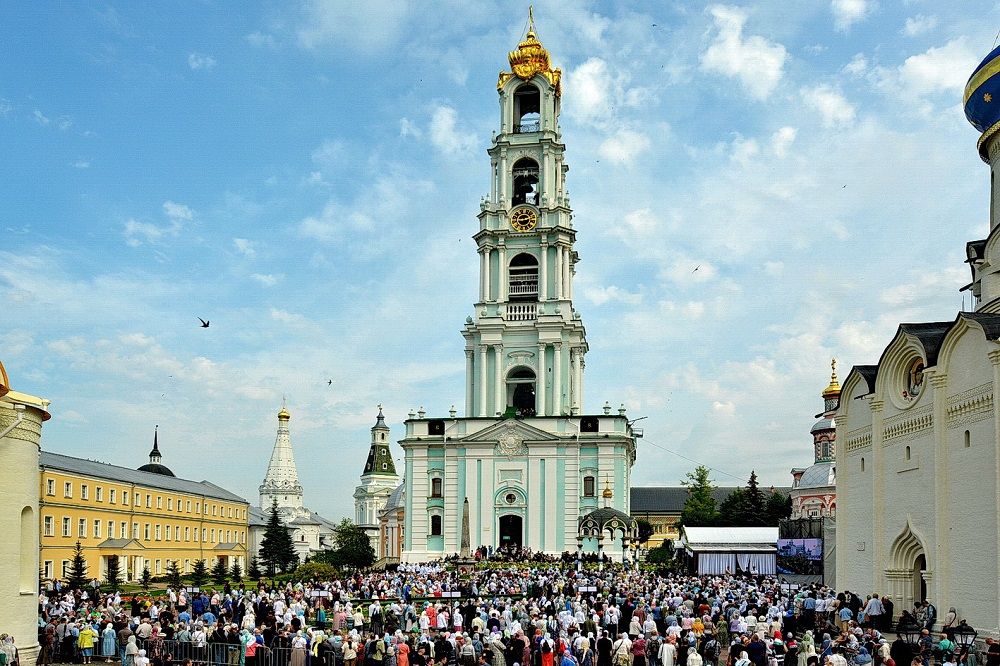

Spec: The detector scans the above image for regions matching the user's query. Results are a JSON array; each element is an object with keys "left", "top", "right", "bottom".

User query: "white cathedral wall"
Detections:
[{"left": 839, "top": 329, "right": 1000, "bottom": 634}]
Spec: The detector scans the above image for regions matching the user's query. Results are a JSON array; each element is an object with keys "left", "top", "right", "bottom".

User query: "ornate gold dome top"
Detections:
[
  {"left": 822, "top": 358, "right": 841, "bottom": 399},
  {"left": 498, "top": 8, "right": 561, "bottom": 96},
  {"left": 602, "top": 478, "right": 614, "bottom": 499},
  {"left": 278, "top": 399, "right": 290, "bottom": 421}
]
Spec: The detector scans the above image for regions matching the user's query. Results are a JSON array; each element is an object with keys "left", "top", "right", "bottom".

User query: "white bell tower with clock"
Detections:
[
  {"left": 463, "top": 14, "right": 588, "bottom": 419},
  {"left": 397, "top": 13, "right": 638, "bottom": 564}
]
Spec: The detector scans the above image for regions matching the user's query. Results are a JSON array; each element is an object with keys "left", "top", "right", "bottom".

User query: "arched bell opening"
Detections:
[
  {"left": 507, "top": 366, "right": 536, "bottom": 417},
  {"left": 508, "top": 252, "right": 539, "bottom": 301},
  {"left": 512, "top": 158, "right": 539, "bottom": 206},
  {"left": 513, "top": 84, "right": 540, "bottom": 133}
]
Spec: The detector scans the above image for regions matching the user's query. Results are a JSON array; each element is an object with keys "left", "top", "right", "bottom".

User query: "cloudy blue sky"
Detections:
[{"left": 2, "top": 1, "right": 996, "bottom": 519}]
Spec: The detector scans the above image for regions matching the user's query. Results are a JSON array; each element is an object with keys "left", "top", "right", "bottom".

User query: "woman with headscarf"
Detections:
[
  {"left": 734, "top": 652, "right": 752, "bottom": 666},
  {"left": 578, "top": 638, "right": 594, "bottom": 666},
  {"left": 102, "top": 623, "right": 117, "bottom": 663},
  {"left": 123, "top": 635, "right": 138, "bottom": 666},
  {"left": 798, "top": 633, "right": 815, "bottom": 666},
  {"left": 659, "top": 637, "right": 676, "bottom": 666},
  {"left": 291, "top": 631, "right": 308, "bottom": 666},
  {"left": 398, "top": 638, "right": 412, "bottom": 666},
  {"left": 541, "top": 634, "right": 556, "bottom": 666},
  {"left": 134, "top": 649, "right": 149, "bottom": 666}
]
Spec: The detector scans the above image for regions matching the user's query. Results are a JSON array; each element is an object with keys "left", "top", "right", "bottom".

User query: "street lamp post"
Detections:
[{"left": 952, "top": 621, "right": 977, "bottom": 664}]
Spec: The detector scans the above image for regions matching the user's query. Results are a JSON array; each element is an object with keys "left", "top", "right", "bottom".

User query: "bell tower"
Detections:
[{"left": 463, "top": 11, "right": 588, "bottom": 418}]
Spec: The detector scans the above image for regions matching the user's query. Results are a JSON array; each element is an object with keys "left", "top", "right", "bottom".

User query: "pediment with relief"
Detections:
[{"left": 462, "top": 419, "right": 560, "bottom": 444}]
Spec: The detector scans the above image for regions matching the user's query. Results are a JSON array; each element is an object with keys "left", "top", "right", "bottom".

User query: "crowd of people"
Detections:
[{"left": 20, "top": 564, "right": 1000, "bottom": 666}]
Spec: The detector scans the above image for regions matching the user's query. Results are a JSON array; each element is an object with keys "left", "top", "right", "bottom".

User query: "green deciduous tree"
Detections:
[
  {"left": 293, "top": 561, "right": 339, "bottom": 581},
  {"left": 636, "top": 519, "right": 654, "bottom": 545},
  {"left": 333, "top": 519, "right": 375, "bottom": 569},
  {"left": 190, "top": 559, "right": 208, "bottom": 587},
  {"left": 680, "top": 465, "right": 720, "bottom": 527},
  {"left": 66, "top": 541, "right": 89, "bottom": 590},
  {"left": 259, "top": 500, "right": 298, "bottom": 575}
]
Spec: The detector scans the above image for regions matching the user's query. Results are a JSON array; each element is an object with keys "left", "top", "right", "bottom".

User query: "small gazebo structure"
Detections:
[{"left": 577, "top": 480, "right": 639, "bottom": 566}]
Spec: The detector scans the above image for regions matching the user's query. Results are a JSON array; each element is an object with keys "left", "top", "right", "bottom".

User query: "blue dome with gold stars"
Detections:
[{"left": 965, "top": 45, "right": 1000, "bottom": 139}]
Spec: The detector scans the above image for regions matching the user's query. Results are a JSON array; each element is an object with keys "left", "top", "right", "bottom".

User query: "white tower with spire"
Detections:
[
  {"left": 250, "top": 403, "right": 338, "bottom": 562},
  {"left": 397, "top": 13, "right": 638, "bottom": 563},
  {"left": 353, "top": 406, "right": 400, "bottom": 553},
  {"left": 259, "top": 402, "right": 304, "bottom": 515}
]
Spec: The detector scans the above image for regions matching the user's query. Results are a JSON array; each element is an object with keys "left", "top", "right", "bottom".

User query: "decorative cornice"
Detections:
[
  {"left": 946, "top": 382, "right": 993, "bottom": 427},
  {"left": 883, "top": 405, "right": 934, "bottom": 443},
  {"left": 845, "top": 426, "right": 872, "bottom": 453}
]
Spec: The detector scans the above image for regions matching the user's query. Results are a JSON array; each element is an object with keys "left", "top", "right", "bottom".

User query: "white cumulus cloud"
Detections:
[
  {"left": 903, "top": 14, "right": 938, "bottom": 37},
  {"left": 701, "top": 5, "right": 788, "bottom": 101},
  {"left": 428, "top": 105, "right": 476, "bottom": 156},
  {"left": 771, "top": 127, "right": 797, "bottom": 157},
  {"left": 599, "top": 129, "right": 650, "bottom": 165},
  {"left": 831, "top": 0, "right": 873, "bottom": 32},
  {"left": 233, "top": 238, "right": 256, "bottom": 259},
  {"left": 802, "top": 85, "right": 856, "bottom": 127},
  {"left": 896, "top": 38, "right": 978, "bottom": 97}
]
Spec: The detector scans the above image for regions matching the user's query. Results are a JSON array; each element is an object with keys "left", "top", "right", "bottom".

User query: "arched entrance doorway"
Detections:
[
  {"left": 914, "top": 554, "right": 927, "bottom": 604},
  {"left": 499, "top": 515, "right": 523, "bottom": 550},
  {"left": 887, "top": 524, "right": 929, "bottom": 616}
]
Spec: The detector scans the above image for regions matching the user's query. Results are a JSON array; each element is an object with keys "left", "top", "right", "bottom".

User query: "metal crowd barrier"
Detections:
[{"left": 130, "top": 639, "right": 318, "bottom": 666}]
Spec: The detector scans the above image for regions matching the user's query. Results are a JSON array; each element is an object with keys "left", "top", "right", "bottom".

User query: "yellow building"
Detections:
[{"left": 39, "top": 433, "right": 249, "bottom": 583}]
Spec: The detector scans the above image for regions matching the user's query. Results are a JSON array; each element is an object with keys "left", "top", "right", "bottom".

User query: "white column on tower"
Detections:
[
  {"left": 563, "top": 253, "right": 571, "bottom": 300},
  {"left": 480, "top": 249, "right": 490, "bottom": 302},
  {"left": 465, "top": 349, "right": 474, "bottom": 416},
  {"left": 498, "top": 244, "right": 507, "bottom": 302},
  {"left": 579, "top": 354, "right": 586, "bottom": 411},
  {"left": 570, "top": 349, "right": 580, "bottom": 414},
  {"left": 539, "top": 241, "right": 548, "bottom": 301},
  {"left": 537, "top": 343, "right": 547, "bottom": 416},
  {"left": 542, "top": 151, "right": 551, "bottom": 206},
  {"left": 555, "top": 245, "right": 563, "bottom": 299},
  {"left": 553, "top": 342, "right": 562, "bottom": 415},
  {"left": 478, "top": 345, "right": 488, "bottom": 417},
  {"left": 490, "top": 159, "right": 497, "bottom": 202},
  {"left": 493, "top": 344, "right": 504, "bottom": 415}
]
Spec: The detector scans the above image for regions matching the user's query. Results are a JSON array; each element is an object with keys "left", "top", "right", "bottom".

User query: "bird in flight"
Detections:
[
  {"left": 692, "top": 265, "right": 700, "bottom": 273},
  {"left": 327, "top": 379, "right": 333, "bottom": 386},
  {"left": 198, "top": 317, "right": 210, "bottom": 328}
]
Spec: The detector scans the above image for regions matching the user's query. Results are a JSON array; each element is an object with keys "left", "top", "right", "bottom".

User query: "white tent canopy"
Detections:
[{"left": 678, "top": 526, "right": 779, "bottom": 575}]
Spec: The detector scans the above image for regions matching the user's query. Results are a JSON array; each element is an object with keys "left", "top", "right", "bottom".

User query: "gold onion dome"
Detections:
[
  {"left": 602, "top": 480, "right": 614, "bottom": 499},
  {"left": 498, "top": 8, "right": 561, "bottom": 95},
  {"left": 822, "top": 359, "right": 841, "bottom": 399},
  {"left": 278, "top": 404, "right": 291, "bottom": 420}
]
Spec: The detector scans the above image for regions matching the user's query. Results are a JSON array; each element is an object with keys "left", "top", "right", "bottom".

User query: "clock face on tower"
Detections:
[{"left": 510, "top": 206, "right": 538, "bottom": 232}]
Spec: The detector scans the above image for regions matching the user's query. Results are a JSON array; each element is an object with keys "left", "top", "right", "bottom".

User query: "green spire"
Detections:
[{"left": 363, "top": 405, "right": 397, "bottom": 477}]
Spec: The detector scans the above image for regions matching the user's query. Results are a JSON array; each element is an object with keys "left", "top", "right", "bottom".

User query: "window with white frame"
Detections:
[
  {"left": 63, "top": 482, "right": 72, "bottom": 498},
  {"left": 81, "top": 484, "right": 89, "bottom": 500},
  {"left": 43, "top": 516, "right": 53, "bottom": 536},
  {"left": 46, "top": 479, "right": 55, "bottom": 495},
  {"left": 62, "top": 517, "right": 70, "bottom": 537}
]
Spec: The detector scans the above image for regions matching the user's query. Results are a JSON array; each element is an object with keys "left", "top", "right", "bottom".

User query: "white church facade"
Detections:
[
  {"left": 249, "top": 405, "right": 338, "bottom": 562},
  {"left": 835, "top": 45, "right": 1000, "bottom": 636},
  {"left": 353, "top": 406, "right": 400, "bottom": 551},
  {"left": 399, "top": 19, "right": 639, "bottom": 563}
]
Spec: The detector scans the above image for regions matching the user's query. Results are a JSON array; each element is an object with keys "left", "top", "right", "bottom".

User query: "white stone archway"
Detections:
[{"left": 884, "top": 522, "right": 931, "bottom": 617}]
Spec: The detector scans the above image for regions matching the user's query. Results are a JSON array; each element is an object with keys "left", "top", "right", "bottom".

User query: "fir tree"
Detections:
[
  {"left": 190, "top": 559, "right": 208, "bottom": 587},
  {"left": 104, "top": 555, "right": 122, "bottom": 589},
  {"left": 248, "top": 557, "right": 262, "bottom": 581},
  {"left": 66, "top": 541, "right": 89, "bottom": 590},
  {"left": 230, "top": 561, "right": 243, "bottom": 583},
  {"left": 140, "top": 565, "right": 151, "bottom": 591},
  {"left": 211, "top": 558, "right": 228, "bottom": 586},
  {"left": 259, "top": 499, "right": 298, "bottom": 575},
  {"left": 679, "top": 465, "right": 720, "bottom": 527},
  {"left": 744, "top": 471, "right": 767, "bottom": 526},
  {"left": 166, "top": 559, "right": 182, "bottom": 589}
]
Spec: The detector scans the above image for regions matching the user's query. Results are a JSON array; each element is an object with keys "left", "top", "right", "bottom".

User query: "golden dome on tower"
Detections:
[
  {"left": 602, "top": 479, "right": 614, "bottom": 499},
  {"left": 498, "top": 7, "right": 562, "bottom": 96},
  {"left": 822, "top": 358, "right": 841, "bottom": 399},
  {"left": 277, "top": 401, "right": 290, "bottom": 421}
]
